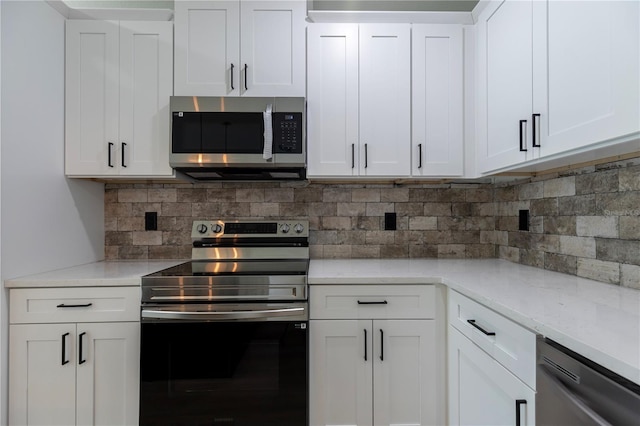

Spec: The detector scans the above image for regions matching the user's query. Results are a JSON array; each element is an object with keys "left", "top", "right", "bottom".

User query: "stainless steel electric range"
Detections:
[{"left": 139, "top": 219, "right": 309, "bottom": 426}]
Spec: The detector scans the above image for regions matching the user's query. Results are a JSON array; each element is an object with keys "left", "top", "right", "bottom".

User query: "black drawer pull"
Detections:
[
  {"left": 57, "top": 303, "right": 93, "bottom": 308},
  {"left": 121, "top": 142, "right": 127, "bottom": 167},
  {"left": 78, "top": 332, "right": 87, "bottom": 365},
  {"left": 244, "top": 64, "right": 248, "bottom": 91},
  {"left": 61, "top": 332, "right": 70, "bottom": 365},
  {"left": 230, "top": 63, "right": 235, "bottom": 90},
  {"left": 516, "top": 399, "right": 527, "bottom": 426},
  {"left": 357, "top": 300, "right": 388, "bottom": 305},
  {"left": 519, "top": 120, "right": 528, "bottom": 152},
  {"left": 467, "top": 319, "right": 496, "bottom": 336},
  {"left": 108, "top": 142, "right": 114, "bottom": 167},
  {"left": 364, "top": 329, "right": 368, "bottom": 361},
  {"left": 532, "top": 113, "right": 541, "bottom": 147}
]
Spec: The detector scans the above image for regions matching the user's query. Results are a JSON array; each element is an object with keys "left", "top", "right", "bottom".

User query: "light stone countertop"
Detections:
[
  {"left": 4, "top": 258, "right": 639, "bottom": 386},
  {"left": 3, "top": 260, "right": 184, "bottom": 288},
  {"left": 309, "top": 258, "right": 640, "bottom": 386}
]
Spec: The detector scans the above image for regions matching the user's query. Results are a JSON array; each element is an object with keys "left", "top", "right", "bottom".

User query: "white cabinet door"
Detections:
[
  {"left": 307, "top": 24, "right": 359, "bottom": 177},
  {"left": 412, "top": 25, "right": 464, "bottom": 177},
  {"left": 448, "top": 326, "right": 535, "bottom": 426},
  {"left": 533, "top": 0, "right": 640, "bottom": 157},
  {"left": 310, "top": 320, "right": 373, "bottom": 426},
  {"left": 476, "top": 0, "right": 538, "bottom": 174},
  {"left": 174, "top": 1, "right": 239, "bottom": 96},
  {"left": 66, "top": 20, "right": 174, "bottom": 177},
  {"left": 119, "top": 21, "right": 173, "bottom": 176},
  {"left": 359, "top": 24, "right": 411, "bottom": 177},
  {"left": 240, "top": 0, "right": 305, "bottom": 96},
  {"left": 373, "top": 320, "right": 438, "bottom": 426},
  {"left": 65, "top": 20, "right": 120, "bottom": 176},
  {"left": 174, "top": 0, "right": 304, "bottom": 97},
  {"left": 76, "top": 322, "right": 140, "bottom": 426},
  {"left": 307, "top": 24, "right": 410, "bottom": 178},
  {"left": 9, "top": 324, "right": 77, "bottom": 426}
]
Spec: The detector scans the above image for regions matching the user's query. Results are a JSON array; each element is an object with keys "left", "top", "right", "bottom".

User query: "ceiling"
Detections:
[{"left": 63, "top": 0, "right": 480, "bottom": 12}]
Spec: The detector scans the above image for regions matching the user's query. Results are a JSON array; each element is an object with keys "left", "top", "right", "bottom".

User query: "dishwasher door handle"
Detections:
[{"left": 538, "top": 365, "right": 612, "bottom": 426}]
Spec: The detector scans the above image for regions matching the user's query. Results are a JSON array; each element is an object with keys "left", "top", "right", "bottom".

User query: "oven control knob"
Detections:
[
  {"left": 280, "top": 223, "right": 290, "bottom": 234},
  {"left": 213, "top": 224, "right": 223, "bottom": 234},
  {"left": 294, "top": 223, "right": 305, "bottom": 234},
  {"left": 196, "top": 224, "right": 208, "bottom": 234}
]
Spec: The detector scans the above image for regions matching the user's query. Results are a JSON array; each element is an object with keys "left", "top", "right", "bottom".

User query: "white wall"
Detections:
[{"left": 0, "top": 1, "right": 105, "bottom": 422}]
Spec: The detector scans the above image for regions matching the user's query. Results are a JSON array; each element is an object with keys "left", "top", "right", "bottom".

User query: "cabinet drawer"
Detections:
[
  {"left": 310, "top": 285, "right": 435, "bottom": 320},
  {"left": 448, "top": 289, "right": 536, "bottom": 389},
  {"left": 10, "top": 287, "right": 140, "bottom": 324}
]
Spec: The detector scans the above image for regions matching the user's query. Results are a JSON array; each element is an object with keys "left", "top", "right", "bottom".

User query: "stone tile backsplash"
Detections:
[{"left": 104, "top": 156, "right": 640, "bottom": 288}]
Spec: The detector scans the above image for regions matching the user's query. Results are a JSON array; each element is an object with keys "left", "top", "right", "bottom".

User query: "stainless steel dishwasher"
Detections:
[{"left": 536, "top": 338, "right": 640, "bottom": 425}]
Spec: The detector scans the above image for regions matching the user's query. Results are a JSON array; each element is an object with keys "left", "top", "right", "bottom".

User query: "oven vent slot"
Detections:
[{"left": 543, "top": 355, "right": 580, "bottom": 384}]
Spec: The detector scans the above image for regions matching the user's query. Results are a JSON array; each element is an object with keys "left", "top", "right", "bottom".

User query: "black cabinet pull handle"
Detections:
[
  {"left": 519, "top": 120, "right": 528, "bottom": 152},
  {"left": 351, "top": 144, "right": 355, "bottom": 169},
  {"left": 364, "top": 329, "right": 368, "bottom": 361},
  {"left": 357, "top": 300, "right": 388, "bottom": 305},
  {"left": 532, "top": 113, "right": 541, "bottom": 147},
  {"left": 516, "top": 399, "right": 527, "bottom": 426},
  {"left": 57, "top": 303, "right": 93, "bottom": 308},
  {"left": 121, "top": 142, "right": 127, "bottom": 168},
  {"left": 364, "top": 143, "right": 368, "bottom": 168},
  {"left": 467, "top": 319, "right": 496, "bottom": 336},
  {"left": 61, "top": 332, "right": 70, "bottom": 365},
  {"left": 230, "top": 63, "right": 235, "bottom": 90},
  {"left": 78, "top": 332, "right": 86, "bottom": 365},
  {"left": 108, "top": 142, "right": 114, "bottom": 167},
  {"left": 244, "top": 64, "right": 248, "bottom": 91},
  {"left": 418, "top": 143, "right": 423, "bottom": 169},
  {"left": 379, "top": 329, "right": 384, "bottom": 361}
]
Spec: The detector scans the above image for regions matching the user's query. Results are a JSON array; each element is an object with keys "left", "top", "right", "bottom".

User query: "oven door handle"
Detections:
[{"left": 141, "top": 306, "right": 306, "bottom": 321}]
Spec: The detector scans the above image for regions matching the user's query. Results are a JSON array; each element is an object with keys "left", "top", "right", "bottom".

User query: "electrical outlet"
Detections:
[
  {"left": 145, "top": 212, "right": 158, "bottom": 231},
  {"left": 384, "top": 212, "right": 397, "bottom": 231},
  {"left": 519, "top": 210, "right": 530, "bottom": 231}
]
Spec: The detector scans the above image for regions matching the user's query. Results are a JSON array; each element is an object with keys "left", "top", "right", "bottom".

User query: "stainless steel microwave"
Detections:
[{"left": 170, "top": 96, "right": 305, "bottom": 180}]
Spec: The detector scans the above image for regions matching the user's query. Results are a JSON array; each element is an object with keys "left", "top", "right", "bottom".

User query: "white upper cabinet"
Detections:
[
  {"left": 359, "top": 25, "right": 412, "bottom": 177},
  {"left": 174, "top": 1, "right": 239, "bottom": 96},
  {"left": 476, "top": 0, "right": 640, "bottom": 175},
  {"left": 307, "top": 24, "right": 359, "bottom": 176},
  {"left": 533, "top": 0, "right": 640, "bottom": 157},
  {"left": 65, "top": 20, "right": 173, "bottom": 177},
  {"left": 476, "top": 0, "right": 539, "bottom": 174},
  {"left": 307, "top": 24, "right": 411, "bottom": 178},
  {"left": 174, "top": 0, "right": 305, "bottom": 97},
  {"left": 412, "top": 25, "right": 464, "bottom": 177}
]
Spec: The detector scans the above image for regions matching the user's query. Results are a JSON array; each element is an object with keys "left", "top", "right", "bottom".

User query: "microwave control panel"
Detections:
[{"left": 273, "top": 113, "right": 303, "bottom": 154}]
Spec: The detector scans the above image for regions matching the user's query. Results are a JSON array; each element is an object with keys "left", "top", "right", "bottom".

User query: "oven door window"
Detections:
[{"left": 140, "top": 321, "right": 307, "bottom": 426}]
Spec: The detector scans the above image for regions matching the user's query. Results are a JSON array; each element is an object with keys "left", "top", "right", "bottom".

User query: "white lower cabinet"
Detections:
[
  {"left": 309, "top": 285, "right": 444, "bottom": 426},
  {"left": 8, "top": 287, "right": 140, "bottom": 426},
  {"left": 449, "top": 327, "right": 535, "bottom": 426},
  {"left": 448, "top": 290, "right": 536, "bottom": 426}
]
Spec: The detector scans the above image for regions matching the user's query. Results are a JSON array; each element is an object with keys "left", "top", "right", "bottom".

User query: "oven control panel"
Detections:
[{"left": 192, "top": 220, "right": 309, "bottom": 238}]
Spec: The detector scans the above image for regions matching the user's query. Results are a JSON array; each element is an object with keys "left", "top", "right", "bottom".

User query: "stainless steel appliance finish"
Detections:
[
  {"left": 170, "top": 96, "right": 306, "bottom": 180},
  {"left": 139, "top": 219, "right": 309, "bottom": 425},
  {"left": 536, "top": 337, "right": 640, "bottom": 426}
]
